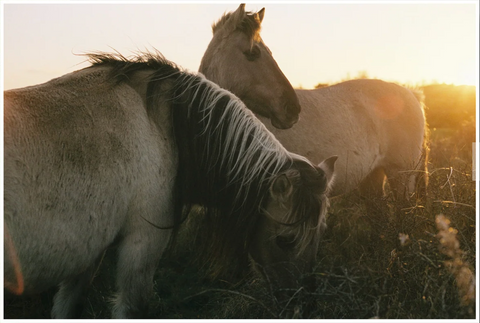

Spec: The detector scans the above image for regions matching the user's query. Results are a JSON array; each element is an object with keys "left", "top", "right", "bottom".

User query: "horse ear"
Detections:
[
  {"left": 317, "top": 155, "right": 338, "bottom": 186},
  {"left": 256, "top": 8, "right": 265, "bottom": 24},
  {"left": 227, "top": 4, "right": 246, "bottom": 31},
  {"left": 270, "top": 173, "right": 293, "bottom": 202},
  {"left": 237, "top": 3, "right": 246, "bottom": 12}
]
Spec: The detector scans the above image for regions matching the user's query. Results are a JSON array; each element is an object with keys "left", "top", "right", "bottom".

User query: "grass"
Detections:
[{"left": 3, "top": 96, "right": 477, "bottom": 319}]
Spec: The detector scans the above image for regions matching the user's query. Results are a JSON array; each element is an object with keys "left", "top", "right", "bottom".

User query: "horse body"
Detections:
[
  {"left": 199, "top": 4, "right": 428, "bottom": 201},
  {"left": 259, "top": 79, "right": 426, "bottom": 198},
  {"left": 4, "top": 52, "right": 335, "bottom": 318}
]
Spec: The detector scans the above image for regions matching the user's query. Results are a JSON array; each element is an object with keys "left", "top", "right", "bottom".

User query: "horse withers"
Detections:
[
  {"left": 4, "top": 51, "right": 336, "bottom": 318},
  {"left": 199, "top": 4, "right": 428, "bottom": 204}
]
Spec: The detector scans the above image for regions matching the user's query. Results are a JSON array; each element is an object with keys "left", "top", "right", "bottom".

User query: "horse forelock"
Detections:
[{"left": 212, "top": 10, "right": 261, "bottom": 43}]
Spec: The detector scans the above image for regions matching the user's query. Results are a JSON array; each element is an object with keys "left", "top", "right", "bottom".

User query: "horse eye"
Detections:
[
  {"left": 243, "top": 46, "right": 261, "bottom": 61},
  {"left": 276, "top": 235, "right": 296, "bottom": 250}
]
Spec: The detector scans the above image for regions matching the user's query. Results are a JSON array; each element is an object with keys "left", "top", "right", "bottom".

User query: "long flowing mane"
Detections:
[{"left": 86, "top": 51, "right": 299, "bottom": 272}]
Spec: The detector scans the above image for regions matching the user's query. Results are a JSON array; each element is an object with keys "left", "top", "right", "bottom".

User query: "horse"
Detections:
[
  {"left": 199, "top": 4, "right": 428, "bottom": 204},
  {"left": 4, "top": 51, "right": 337, "bottom": 319}
]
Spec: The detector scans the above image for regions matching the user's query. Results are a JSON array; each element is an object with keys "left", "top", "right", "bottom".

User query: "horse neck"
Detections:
[
  {"left": 198, "top": 39, "right": 223, "bottom": 84},
  {"left": 198, "top": 27, "right": 243, "bottom": 88}
]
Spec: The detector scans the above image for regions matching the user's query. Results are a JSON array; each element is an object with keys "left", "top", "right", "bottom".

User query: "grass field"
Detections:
[{"left": 3, "top": 84, "right": 477, "bottom": 319}]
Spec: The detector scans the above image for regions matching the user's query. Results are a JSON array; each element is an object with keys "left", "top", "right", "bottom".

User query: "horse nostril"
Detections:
[
  {"left": 290, "top": 112, "right": 299, "bottom": 124},
  {"left": 284, "top": 106, "right": 300, "bottom": 124}
]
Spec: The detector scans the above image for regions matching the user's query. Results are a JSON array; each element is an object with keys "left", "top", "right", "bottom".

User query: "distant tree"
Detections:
[
  {"left": 355, "top": 70, "right": 370, "bottom": 79},
  {"left": 315, "top": 71, "right": 374, "bottom": 88},
  {"left": 422, "top": 84, "right": 476, "bottom": 131},
  {"left": 340, "top": 70, "right": 370, "bottom": 82},
  {"left": 314, "top": 83, "right": 329, "bottom": 89}
]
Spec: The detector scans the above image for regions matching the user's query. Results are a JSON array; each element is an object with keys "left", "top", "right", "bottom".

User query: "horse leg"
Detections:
[
  {"left": 51, "top": 251, "right": 105, "bottom": 319},
  {"left": 359, "top": 167, "right": 388, "bottom": 216},
  {"left": 385, "top": 167, "right": 419, "bottom": 205},
  {"left": 111, "top": 220, "right": 172, "bottom": 319},
  {"left": 383, "top": 166, "right": 425, "bottom": 234}
]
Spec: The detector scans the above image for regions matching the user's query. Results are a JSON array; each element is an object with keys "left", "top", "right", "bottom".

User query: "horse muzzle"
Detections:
[{"left": 271, "top": 112, "right": 299, "bottom": 129}]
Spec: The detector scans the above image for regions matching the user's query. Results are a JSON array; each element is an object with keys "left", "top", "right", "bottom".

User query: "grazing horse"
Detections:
[
  {"left": 199, "top": 4, "right": 428, "bottom": 203},
  {"left": 4, "top": 51, "right": 336, "bottom": 318}
]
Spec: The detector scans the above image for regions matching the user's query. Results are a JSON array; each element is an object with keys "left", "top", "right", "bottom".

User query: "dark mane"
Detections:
[
  {"left": 212, "top": 10, "right": 261, "bottom": 42},
  {"left": 85, "top": 50, "right": 181, "bottom": 83}
]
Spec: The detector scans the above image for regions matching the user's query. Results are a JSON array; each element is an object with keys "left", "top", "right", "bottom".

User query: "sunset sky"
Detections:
[{"left": 2, "top": 1, "right": 478, "bottom": 90}]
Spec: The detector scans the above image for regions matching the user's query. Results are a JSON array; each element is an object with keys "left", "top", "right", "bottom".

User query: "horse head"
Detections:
[
  {"left": 199, "top": 4, "right": 301, "bottom": 129},
  {"left": 249, "top": 155, "right": 337, "bottom": 317}
]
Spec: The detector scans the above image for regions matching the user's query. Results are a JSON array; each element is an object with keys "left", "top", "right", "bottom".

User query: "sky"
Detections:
[{"left": 1, "top": 1, "right": 479, "bottom": 91}]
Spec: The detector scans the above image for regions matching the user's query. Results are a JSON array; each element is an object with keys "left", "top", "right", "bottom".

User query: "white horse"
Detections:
[
  {"left": 4, "top": 51, "right": 336, "bottom": 318},
  {"left": 199, "top": 4, "right": 428, "bottom": 203}
]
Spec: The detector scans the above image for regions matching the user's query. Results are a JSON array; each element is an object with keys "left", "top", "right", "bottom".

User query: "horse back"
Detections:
[{"left": 304, "top": 79, "right": 425, "bottom": 161}]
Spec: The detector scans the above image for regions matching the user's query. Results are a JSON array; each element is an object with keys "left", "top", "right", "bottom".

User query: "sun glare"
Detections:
[
  {"left": 455, "top": 68, "right": 477, "bottom": 86},
  {"left": 435, "top": 61, "right": 478, "bottom": 86}
]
